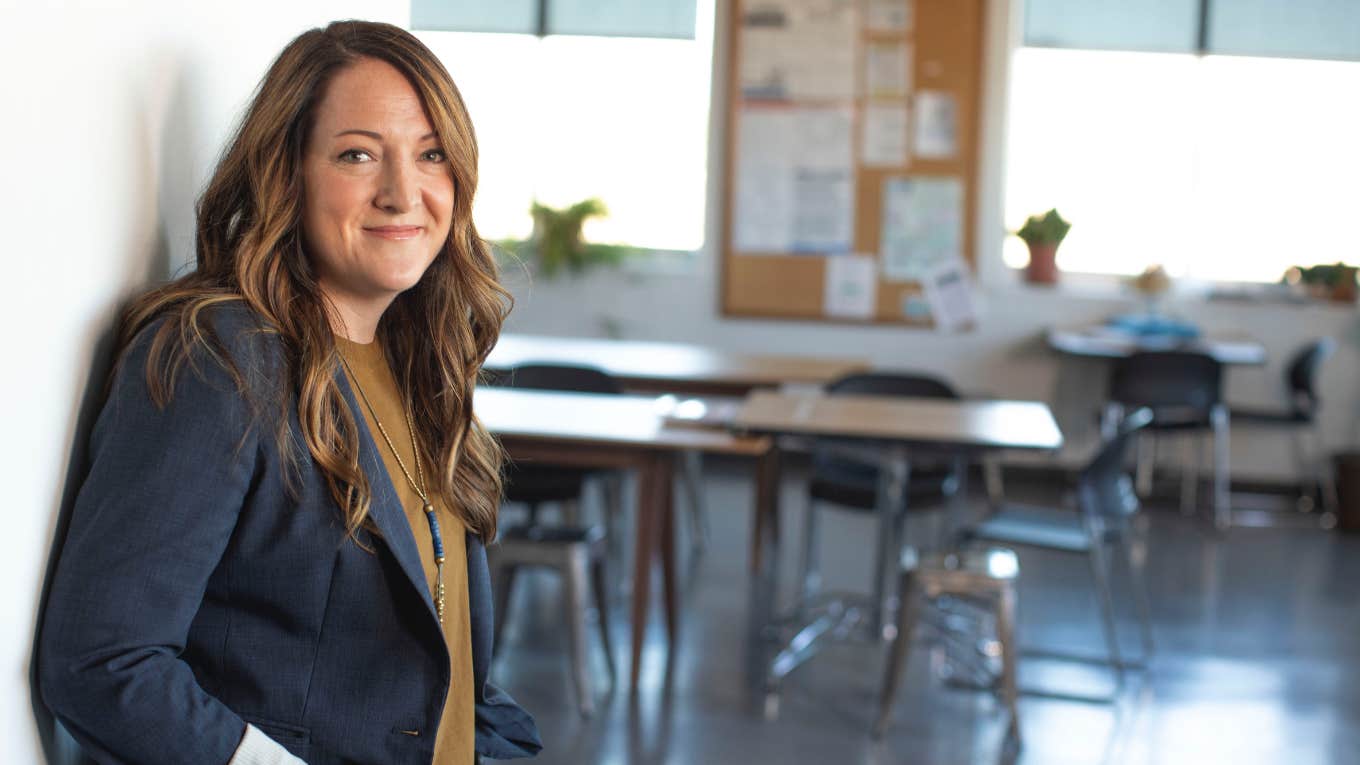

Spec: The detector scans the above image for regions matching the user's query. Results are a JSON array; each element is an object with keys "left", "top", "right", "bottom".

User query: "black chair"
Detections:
[
  {"left": 499, "top": 363, "right": 624, "bottom": 522},
  {"left": 1231, "top": 339, "right": 1338, "bottom": 524},
  {"left": 798, "top": 372, "right": 965, "bottom": 634},
  {"left": 1101, "top": 351, "right": 1229, "bottom": 528},
  {"left": 959, "top": 408, "right": 1155, "bottom": 686}
]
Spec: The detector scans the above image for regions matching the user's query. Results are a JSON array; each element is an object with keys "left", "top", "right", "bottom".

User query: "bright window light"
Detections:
[
  {"left": 416, "top": 5, "right": 714, "bottom": 252},
  {"left": 1004, "top": 47, "right": 1360, "bottom": 283}
]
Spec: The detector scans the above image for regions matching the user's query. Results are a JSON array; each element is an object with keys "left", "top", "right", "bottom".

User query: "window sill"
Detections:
[{"left": 987, "top": 267, "right": 1357, "bottom": 312}]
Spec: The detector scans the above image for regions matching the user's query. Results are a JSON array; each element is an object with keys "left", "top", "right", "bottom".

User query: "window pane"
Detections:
[
  {"left": 1209, "top": 0, "right": 1360, "bottom": 61},
  {"left": 417, "top": 24, "right": 712, "bottom": 251},
  {"left": 1024, "top": 0, "right": 1201, "bottom": 53},
  {"left": 1005, "top": 47, "right": 1360, "bottom": 283},
  {"left": 1004, "top": 49, "right": 1200, "bottom": 277},
  {"left": 411, "top": 0, "right": 538, "bottom": 34},
  {"left": 1193, "top": 55, "right": 1360, "bottom": 281},
  {"left": 549, "top": 0, "right": 697, "bottom": 39}
]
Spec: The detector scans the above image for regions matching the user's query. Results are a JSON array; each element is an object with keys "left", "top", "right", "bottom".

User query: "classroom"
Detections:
[{"left": 7, "top": 1, "right": 1360, "bottom": 763}]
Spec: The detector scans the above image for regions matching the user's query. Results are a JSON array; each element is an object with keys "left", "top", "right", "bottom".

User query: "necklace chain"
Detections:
[{"left": 338, "top": 348, "right": 447, "bottom": 625}]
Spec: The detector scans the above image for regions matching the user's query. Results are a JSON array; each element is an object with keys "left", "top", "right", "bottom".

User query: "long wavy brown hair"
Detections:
[{"left": 119, "top": 20, "right": 508, "bottom": 542}]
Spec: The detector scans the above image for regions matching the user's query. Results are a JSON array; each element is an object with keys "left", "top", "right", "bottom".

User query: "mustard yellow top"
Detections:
[{"left": 337, "top": 335, "right": 475, "bottom": 765}]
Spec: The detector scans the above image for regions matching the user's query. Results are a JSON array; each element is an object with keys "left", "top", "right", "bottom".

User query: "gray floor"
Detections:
[{"left": 490, "top": 462, "right": 1360, "bottom": 765}]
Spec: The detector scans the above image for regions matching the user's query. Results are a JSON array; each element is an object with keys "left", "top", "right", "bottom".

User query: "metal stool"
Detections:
[
  {"left": 874, "top": 547, "right": 1020, "bottom": 744},
  {"left": 489, "top": 523, "right": 616, "bottom": 716}
]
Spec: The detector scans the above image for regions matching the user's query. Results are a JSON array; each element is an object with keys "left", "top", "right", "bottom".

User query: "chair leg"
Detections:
[
  {"left": 680, "top": 450, "right": 708, "bottom": 556},
  {"left": 1135, "top": 432, "right": 1155, "bottom": 498},
  {"left": 562, "top": 498, "right": 582, "bottom": 526},
  {"left": 491, "top": 562, "right": 518, "bottom": 659},
  {"left": 1311, "top": 423, "right": 1340, "bottom": 522},
  {"left": 591, "top": 556, "right": 617, "bottom": 689},
  {"left": 1179, "top": 434, "right": 1199, "bottom": 516},
  {"left": 1086, "top": 538, "right": 1124, "bottom": 684},
  {"left": 563, "top": 550, "right": 595, "bottom": 716},
  {"left": 982, "top": 455, "right": 1005, "bottom": 508},
  {"left": 1119, "top": 536, "right": 1155, "bottom": 660},
  {"left": 874, "top": 567, "right": 919, "bottom": 738},
  {"left": 1211, "top": 404, "right": 1231, "bottom": 531},
  {"left": 995, "top": 582, "right": 1021, "bottom": 744},
  {"left": 600, "top": 474, "right": 626, "bottom": 573},
  {"left": 798, "top": 497, "right": 821, "bottom": 610}
]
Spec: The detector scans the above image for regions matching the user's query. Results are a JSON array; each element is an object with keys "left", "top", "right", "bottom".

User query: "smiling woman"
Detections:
[{"left": 37, "top": 19, "right": 539, "bottom": 765}]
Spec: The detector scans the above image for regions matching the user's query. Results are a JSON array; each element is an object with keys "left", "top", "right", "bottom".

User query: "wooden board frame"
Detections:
[{"left": 719, "top": 0, "right": 987, "bottom": 324}]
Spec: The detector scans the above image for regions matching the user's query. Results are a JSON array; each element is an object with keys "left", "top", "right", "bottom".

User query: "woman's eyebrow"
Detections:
[{"left": 333, "top": 129, "right": 438, "bottom": 141}]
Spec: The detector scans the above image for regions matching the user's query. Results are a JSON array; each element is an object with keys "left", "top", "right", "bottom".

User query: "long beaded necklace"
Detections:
[{"left": 338, "top": 350, "right": 447, "bottom": 625}]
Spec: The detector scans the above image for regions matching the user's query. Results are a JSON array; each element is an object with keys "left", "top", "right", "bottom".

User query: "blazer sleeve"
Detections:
[{"left": 39, "top": 321, "right": 264, "bottom": 765}]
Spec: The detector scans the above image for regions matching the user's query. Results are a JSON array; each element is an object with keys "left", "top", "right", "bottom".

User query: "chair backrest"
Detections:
[
  {"left": 1079, "top": 408, "right": 1153, "bottom": 522},
  {"left": 825, "top": 371, "right": 959, "bottom": 400},
  {"left": 503, "top": 363, "right": 624, "bottom": 395},
  {"left": 1285, "top": 338, "right": 1335, "bottom": 417},
  {"left": 1108, "top": 351, "right": 1222, "bottom": 415}
]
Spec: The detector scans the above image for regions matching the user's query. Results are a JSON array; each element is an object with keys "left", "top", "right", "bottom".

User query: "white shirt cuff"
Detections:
[{"left": 229, "top": 723, "right": 309, "bottom": 765}]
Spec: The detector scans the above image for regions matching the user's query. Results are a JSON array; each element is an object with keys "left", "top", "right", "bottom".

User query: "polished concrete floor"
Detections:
[{"left": 490, "top": 462, "right": 1360, "bottom": 765}]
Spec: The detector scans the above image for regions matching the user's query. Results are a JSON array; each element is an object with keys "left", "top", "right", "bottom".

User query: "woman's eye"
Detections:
[
  {"left": 421, "top": 149, "right": 447, "bottom": 163},
  {"left": 338, "top": 149, "right": 373, "bottom": 163}
]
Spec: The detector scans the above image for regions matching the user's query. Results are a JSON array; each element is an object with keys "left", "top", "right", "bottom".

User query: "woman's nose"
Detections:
[{"left": 375, "top": 157, "right": 420, "bottom": 213}]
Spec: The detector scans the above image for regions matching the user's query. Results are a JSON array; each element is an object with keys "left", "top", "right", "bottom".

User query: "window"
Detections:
[
  {"left": 415, "top": 1, "right": 714, "bottom": 251},
  {"left": 1004, "top": 40, "right": 1360, "bottom": 283}
]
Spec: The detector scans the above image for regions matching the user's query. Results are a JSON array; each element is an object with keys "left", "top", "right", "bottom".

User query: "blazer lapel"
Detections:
[{"left": 335, "top": 371, "right": 441, "bottom": 627}]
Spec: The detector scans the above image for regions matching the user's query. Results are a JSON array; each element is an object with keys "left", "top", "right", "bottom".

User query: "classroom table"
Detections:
[
  {"left": 475, "top": 387, "right": 777, "bottom": 693},
  {"left": 487, "top": 333, "right": 871, "bottom": 396},
  {"left": 730, "top": 390, "right": 1063, "bottom": 709},
  {"left": 1046, "top": 324, "right": 1266, "bottom": 365}
]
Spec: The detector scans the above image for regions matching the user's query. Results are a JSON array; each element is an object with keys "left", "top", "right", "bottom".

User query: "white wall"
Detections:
[
  {"left": 498, "top": 0, "right": 1360, "bottom": 480},
  {"left": 0, "top": 2, "right": 405, "bottom": 762}
]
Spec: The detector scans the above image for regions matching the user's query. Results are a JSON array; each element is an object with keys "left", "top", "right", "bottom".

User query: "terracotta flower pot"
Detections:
[{"left": 1025, "top": 242, "right": 1059, "bottom": 284}]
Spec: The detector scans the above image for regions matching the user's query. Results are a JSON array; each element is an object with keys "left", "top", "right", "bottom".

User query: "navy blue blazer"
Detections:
[{"left": 39, "top": 304, "right": 540, "bottom": 764}]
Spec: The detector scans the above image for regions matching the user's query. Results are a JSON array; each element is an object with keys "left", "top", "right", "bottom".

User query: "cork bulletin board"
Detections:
[{"left": 720, "top": 0, "right": 986, "bottom": 324}]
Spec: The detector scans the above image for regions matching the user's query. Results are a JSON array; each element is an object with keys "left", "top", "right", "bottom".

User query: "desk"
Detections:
[
  {"left": 732, "top": 390, "right": 1062, "bottom": 706},
  {"left": 1047, "top": 325, "right": 1266, "bottom": 365},
  {"left": 487, "top": 334, "right": 870, "bottom": 396},
  {"left": 476, "top": 388, "right": 776, "bottom": 692}
]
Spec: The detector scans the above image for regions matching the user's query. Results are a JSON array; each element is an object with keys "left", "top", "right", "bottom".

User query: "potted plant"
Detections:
[
  {"left": 1015, "top": 208, "right": 1071, "bottom": 285},
  {"left": 1286, "top": 262, "right": 1358, "bottom": 304},
  {"left": 498, "top": 197, "right": 635, "bottom": 279}
]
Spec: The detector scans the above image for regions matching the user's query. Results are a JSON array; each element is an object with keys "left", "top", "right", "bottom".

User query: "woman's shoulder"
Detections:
[{"left": 121, "top": 298, "right": 289, "bottom": 403}]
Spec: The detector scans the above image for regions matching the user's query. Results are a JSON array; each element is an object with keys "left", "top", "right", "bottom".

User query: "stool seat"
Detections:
[{"left": 501, "top": 523, "right": 605, "bottom": 546}]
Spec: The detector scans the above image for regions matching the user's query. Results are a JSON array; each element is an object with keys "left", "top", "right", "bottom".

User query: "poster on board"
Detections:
[
  {"left": 733, "top": 105, "right": 855, "bottom": 253},
  {"left": 740, "top": 0, "right": 857, "bottom": 101},
  {"left": 879, "top": 176, "right": 963, "bottom": 281}
]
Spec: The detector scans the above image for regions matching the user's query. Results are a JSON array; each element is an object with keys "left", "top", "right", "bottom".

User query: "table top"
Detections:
[
  {"left": 733, "top": 391, "right": 1064, "bottom": 452},
  {"left": 1047, "top": 325, "right": 1267, "bottom": 365},
  {"left": 476, "top": 387, "right": 770, "bottom": 456},
  {"left": 486, "top": 334, "right": 869, "bottom": 392}
]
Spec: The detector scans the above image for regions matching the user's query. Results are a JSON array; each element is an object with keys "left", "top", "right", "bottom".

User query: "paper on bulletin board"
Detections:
[
  {"left": 919, "top": 256, "right": 977, "bottom": 331},
  {"left": 861, "top": 103, "right": 909, "bottom": 168},
  {"left": 740, "top": 0, "right": 857, "bottom": 101},
  {"left": 733, "top": 105, "right": 855, "bottom": 253},
  {"left": 866, "top": 0, "right": 912, "bottom": 32},
  {"left": 913, "top": 90, "right": 958, "bottom": 159},
  {"left": 823, "top": 253, "right": 878, "bottom": 319},
  {"left": 880, "top": 176, "right": 963, "bottom": 281},
  {"left": 864, "top": 42, "right": 911, "bottom": 100}
]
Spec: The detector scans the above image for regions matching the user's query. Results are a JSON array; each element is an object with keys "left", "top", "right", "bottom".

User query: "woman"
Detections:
[{"left": 39, "top": 20, "right": 540, "bottom": 765}]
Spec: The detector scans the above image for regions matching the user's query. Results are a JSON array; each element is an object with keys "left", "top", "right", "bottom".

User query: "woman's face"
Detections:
[{"left": 301, "top": 57, "right": 453, "bottom": 321}]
